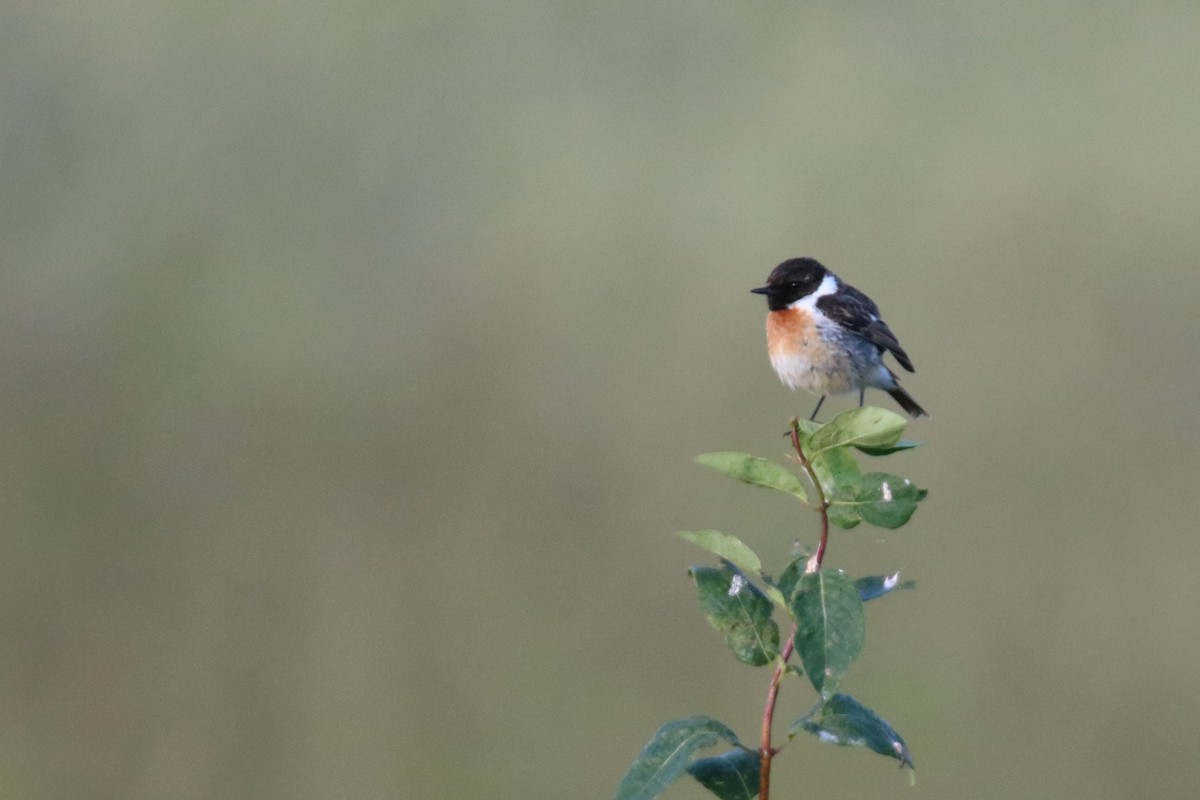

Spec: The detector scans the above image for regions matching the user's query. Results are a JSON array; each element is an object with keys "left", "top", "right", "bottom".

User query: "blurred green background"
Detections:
[{"left": 4, "top": 2, "right": 1199, "bottom": 798}]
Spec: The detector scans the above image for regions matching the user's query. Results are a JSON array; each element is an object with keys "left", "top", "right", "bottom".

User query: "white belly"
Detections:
[{"left": 769, "top": 345, "right": 893, "bottom": 395}]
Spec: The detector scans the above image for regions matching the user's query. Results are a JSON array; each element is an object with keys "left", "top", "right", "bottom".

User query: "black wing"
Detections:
[{"left": 817, "top": 284, "right": 915, "bottom": 372}]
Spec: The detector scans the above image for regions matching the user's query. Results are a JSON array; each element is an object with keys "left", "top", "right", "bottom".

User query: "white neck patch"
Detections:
[{"left": 786, "top": 273, "right": 839, "bottom": 313}]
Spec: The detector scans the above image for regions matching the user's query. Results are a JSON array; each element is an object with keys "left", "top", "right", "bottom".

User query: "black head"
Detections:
[{"left": 751, "top": 258, "right": 830, "bottom": 311}]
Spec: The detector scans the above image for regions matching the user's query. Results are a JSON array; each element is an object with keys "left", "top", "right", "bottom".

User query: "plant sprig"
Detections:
[{"left": 615, "top": 408, "right": 925, "bottom": 800}]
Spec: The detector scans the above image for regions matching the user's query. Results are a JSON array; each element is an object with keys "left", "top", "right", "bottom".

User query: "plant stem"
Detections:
[
  {"left": 760, "top": 421, "right": 833, "bottom": 799},
  {"left": 759, "top": 626, "right": 796, "bottom": 800},
  {"left": 790, "top": 420, "right": 829, "bottom": 572}
]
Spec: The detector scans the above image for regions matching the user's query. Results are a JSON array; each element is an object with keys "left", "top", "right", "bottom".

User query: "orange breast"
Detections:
[{"left": 766, "top": 308, "right": 819, "bottom": 359}]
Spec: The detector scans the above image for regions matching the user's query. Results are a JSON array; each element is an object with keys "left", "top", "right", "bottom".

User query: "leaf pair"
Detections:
[
  {"left": 697, "top": 449, "right": 926, "bottom": 530},
  {"left": 696, "top": 407, "right": 926, "bottom": 531},
  {"left": 685, "top": 549, "right": 874, "bottom": 701},
  {"left": 614, "top": 698, "right": 913, "bottom": 800},
  {"left": 680, "top": 531, "right": 912, "bottom": 674},
  {"left": 614, "top": 716, "right": 752, "bottom": 800}
]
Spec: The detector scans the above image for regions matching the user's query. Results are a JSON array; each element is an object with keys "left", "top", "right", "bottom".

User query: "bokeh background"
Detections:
[{"left": 4, "top": 2, "right": 1199, "bottom": 798}]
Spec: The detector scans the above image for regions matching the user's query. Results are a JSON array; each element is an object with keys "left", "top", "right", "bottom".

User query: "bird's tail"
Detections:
[{"left": 887, "top": 386, "right": 928, "bottom": 419}]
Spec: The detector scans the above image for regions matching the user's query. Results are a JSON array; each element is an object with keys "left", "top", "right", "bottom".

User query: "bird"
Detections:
[{"left": 751, "top": 257, "right": 927, "bottom": 420}]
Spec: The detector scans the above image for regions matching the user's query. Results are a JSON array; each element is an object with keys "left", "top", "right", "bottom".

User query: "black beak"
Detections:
[{"left": 750, "top": 285, "right": 772, "bottom": 295}]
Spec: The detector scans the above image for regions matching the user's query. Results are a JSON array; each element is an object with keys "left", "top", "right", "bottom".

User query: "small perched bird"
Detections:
[{"left": 752, "top": 257, "right": 927, "bottom": 420}]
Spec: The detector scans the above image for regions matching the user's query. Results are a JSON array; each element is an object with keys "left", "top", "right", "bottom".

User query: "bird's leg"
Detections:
[
  {"left": 808, "top": 396, "right": 826, "bottom": 421},
  {"left": 858, "top": 388, "right": 865, "bottom": 407}
]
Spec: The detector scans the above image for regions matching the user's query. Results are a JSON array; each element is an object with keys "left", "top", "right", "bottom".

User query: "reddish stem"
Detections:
[
  {"left": 789, "top": 421, "right": 830, "bottom": 572},
  {"left": 759, "top": 627, "right": 796, "bottom": 800}
]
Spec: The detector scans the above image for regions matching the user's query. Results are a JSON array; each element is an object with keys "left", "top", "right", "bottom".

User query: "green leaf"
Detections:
[
  {"left": 615, "top": 716, "right": 741, "bottom": 800},
  {"left": 760, "top": 581, "right": 788, "bottom": 611},
  {"left": 831, "top": 473, "right": 927, "bottom": 529},
  {"left": 762, "top": 548, "right": 809, "bottom": 610},
  {"left": 775, "top": 556, "right": 803, "bottom": 605},
  {"left": 826, "top": 504, "right": 863, "bottom": 530},
  {"left": 809, "top": 446, "right": 860, "bottom": 495},
  {"left": 793, "top": 417, "right": 823, "bottom": 435},
  {"left": 855, "top": 439, "right": 920, "bottom": 456},
  {"left": 686, "top": 748, "right": 759, "bottom": 800},
  {"left": 690, "top": 564, "right": 780, "bottom": 666},
  {"left": 695, "top": 452, "right": 807, "bottom": 502},
  {"left": 806, "top": 407, "right": 907, "bottom": 456},
  {"left": 809, "top": 446, "right": 864, "bottom": 529},
  {"left": 855, "top": 571, "right": 915, "bottom": 602},
  {"left": 676, "top": 530, "right": 762, "bottom": 575},
  {"left": 790, "top": 693, "right": 914, "bottom": 770},
  {"left": 789, "top": 571, "right": 866, "bottom": 700}
]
